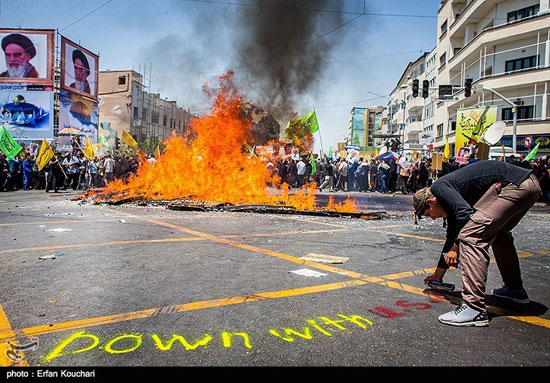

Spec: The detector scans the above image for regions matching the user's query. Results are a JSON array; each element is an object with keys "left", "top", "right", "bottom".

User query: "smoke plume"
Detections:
[{"left": 234, "top": 0, "right": 346, "bottom": 119}]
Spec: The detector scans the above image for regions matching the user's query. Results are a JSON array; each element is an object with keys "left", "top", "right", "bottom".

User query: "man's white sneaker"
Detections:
[{"left": 438, "top": 303, "right": 489, "bottom": 327}]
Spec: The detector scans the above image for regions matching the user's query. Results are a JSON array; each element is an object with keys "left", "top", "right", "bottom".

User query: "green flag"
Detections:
[
  {"left": 98, "top": 131, "right": 111, "bottom": 152},
  {"left": 310, "top": 154, "right": 316, "bottom": 174},
  {"left": 525, "top": 142, "right": 539, "bottom": 162},
  {"left": 246, "top": 143, "right": 257, "bottom": 158},
  {"left": 0, "top": 126, "right": 23, "bottom": 159},
  {"left": 284, "top": 111, "right": 319, "bottom": 140}
]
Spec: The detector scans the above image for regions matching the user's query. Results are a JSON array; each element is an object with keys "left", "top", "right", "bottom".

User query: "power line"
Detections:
[
  {"left": 151, "top": 49, "right": 422, "bottom": 78},
  {"left": 60, "top": 0, "right": 114, "bottom": 31}
]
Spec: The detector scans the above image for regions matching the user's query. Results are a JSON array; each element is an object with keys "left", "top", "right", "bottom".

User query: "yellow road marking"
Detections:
[
  {"left": 107, "top": 207, "right": 550, "bottom": 329},
  {"left": 2, "top": 206, "right": 548, "bottom": 353},
  {"left": 1, "top": 229, "right": 347, "bottom": 254},
  {"left": 0, "top": 304, "right": 28, "bottom": 366},
  {"left": 2, "top": 280, "right": 369, "bottom": 340},
  {"left": 507, "top": 316, "right": 550, "bottom": 328},
  {"left": 108, "top": 209, "right": 373, "bottom": 281},
  {"left": 0, "top": 237, "right": 204, "bottom": 254}
]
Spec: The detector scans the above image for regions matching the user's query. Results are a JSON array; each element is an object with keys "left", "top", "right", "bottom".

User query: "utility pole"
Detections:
[{"left": 475, "top": 84, "right": 518, "bottom": 153}]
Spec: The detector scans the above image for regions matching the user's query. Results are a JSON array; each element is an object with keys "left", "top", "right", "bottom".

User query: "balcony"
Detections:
[
  {"left": 406, "top": 97, "right": 424, "bottom": 113},
  {"left": 448, "top": 13, "right": 550, "bottom": 72},
  {"left": 405, "top": 121, "right": 423, "bottom": 136},
  {"left": 449, "top": 0, "right": 497, "bottom": 39}
]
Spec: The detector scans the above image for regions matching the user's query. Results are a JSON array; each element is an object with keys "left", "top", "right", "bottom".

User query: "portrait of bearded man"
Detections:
[
  {"left": 69, "top": 49, "right": 91, "bottom": 94},
  {"left": 0, "top": 33, "right": 39, "bottom": 78}
]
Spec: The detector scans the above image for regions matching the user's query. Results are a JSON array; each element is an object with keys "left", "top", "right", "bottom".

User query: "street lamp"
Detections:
[{"left": 475, "top": 84, "right": 518, "bottom": 153}]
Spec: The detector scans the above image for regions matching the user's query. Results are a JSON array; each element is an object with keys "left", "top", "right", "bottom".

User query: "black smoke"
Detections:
[{"left": 234, "top": 0, "right": 347, "bottom": 119}]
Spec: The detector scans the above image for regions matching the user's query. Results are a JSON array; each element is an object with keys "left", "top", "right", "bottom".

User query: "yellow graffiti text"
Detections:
[
  {"left": 221, "top": 332, "right": 252, "bottom": 349},
  {"left": 104, "top": 334, "right": 143, "bottom": 355},
  {"left": 152, "top": 334, "right": 213, "bottom": 351},
  {"left": 43, "top": 331, "right": 100, "bottom": 364}
]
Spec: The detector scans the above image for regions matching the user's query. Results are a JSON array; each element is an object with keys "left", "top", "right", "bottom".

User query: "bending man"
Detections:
[{"left": 413, "top": 160, "right": 540, "bottom": 326}]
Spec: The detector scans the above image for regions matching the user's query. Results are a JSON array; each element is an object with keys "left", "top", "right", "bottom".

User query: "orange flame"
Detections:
[{"left": 104, "top": 72, "right": 356, "bottom": 213}]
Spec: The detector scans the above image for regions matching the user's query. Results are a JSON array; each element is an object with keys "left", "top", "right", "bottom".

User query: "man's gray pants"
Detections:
[{"left": 457, "top": 174, "right": 541, "bottom": 312}]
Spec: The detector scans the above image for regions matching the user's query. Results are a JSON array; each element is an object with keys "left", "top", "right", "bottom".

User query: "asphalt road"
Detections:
[{"left": 1, "top": 189, "right": 549, "bottom": 367}]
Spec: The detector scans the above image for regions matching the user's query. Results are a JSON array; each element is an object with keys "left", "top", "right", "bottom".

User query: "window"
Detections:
[
  {"left": 505, "top": 56, "right": 538, "bottom": 72},
  {"left": 502, "top": 105, "right": 534, "bottom": 120},
  {"left": 507, "top": 5, "right": 539, "bottom": 22},
  {"left": 142, "top": 108, "right": 148, "bottom": 121},
  {"left": 440, "top": 20, "right": 448, "bottom": 35},
  {"left": 118, "top": 76, "right": 126, "bottom": 85},
  {"left": 436, "top": 123, "right": 444, "bottom": 137},
  {"left": 151, "top": 112, "right": 159, "bottom": 124},
  {"left": 440, "top": 52, "right": 447, "bottom": 67},
  {"left": 133, "top": 107, "right": 139, "bottom": 119}
]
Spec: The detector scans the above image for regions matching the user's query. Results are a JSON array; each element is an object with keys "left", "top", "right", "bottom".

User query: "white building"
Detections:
[
  {"left": 387, "top": 52, "right": 431, "bottom": 154},
  {"left": 434, "top": 0, "right": 550, "bottom": 155}
]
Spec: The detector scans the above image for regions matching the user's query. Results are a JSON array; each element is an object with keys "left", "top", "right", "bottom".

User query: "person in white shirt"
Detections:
[
  {"left": 103, "top": 155, "right": 116, "bottom": 184},
  {"left": 296, "top": 158, "right": 306, "bottom": 187}
]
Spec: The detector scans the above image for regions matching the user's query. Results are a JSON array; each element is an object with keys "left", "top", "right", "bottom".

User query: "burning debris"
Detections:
[{"left": 77, "top": 72, "right": 385, "bottom": 220}]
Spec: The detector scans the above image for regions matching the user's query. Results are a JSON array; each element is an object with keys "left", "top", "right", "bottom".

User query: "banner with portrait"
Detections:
[
  {"left": 455, "top": 106, "right": 498, "bottom": 149},
  {"left": 58, "top": 90, "right": 98, "bottom": 147},
  {"left": 60, "top": 36, "right": 99, "bottom": 100},
  {"left": 0, "top": 29, "right": 54, "bottom": 85},
  {"left": 0, "top": 84, "right": 54, "bottom": 140}
]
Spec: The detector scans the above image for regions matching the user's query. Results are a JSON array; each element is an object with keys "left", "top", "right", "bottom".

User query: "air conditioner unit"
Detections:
[{"left": 514, "top": 99, "right": 524, "bottom": 106}]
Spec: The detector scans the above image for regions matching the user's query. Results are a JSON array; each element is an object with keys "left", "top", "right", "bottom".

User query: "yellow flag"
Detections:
[
  {"left": 36, "top": 139, "right": 54, "bottom": 171},
  {"left": 92, "top": 143, "right": 102, "bottom": 157},
  {"left": 122, "top": 129, "right": 138, "bottom": 149},
  {"left": 410, "top": 150, "right": 421, "bottom": 162},
  {"left": 84, "top": 136, "right": 94, "bottom": 160},
  {"left": 374, "top": 147, "right": 378, "bottom": 157},
  {"left": 443, "top": 138, "right": 451, "bottom": 162},
  {"left": 155, "top": 145, "right": 161, "bottom": 160}
]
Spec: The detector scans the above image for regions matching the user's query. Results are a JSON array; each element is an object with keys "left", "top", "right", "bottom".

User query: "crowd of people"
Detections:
[
  {"left": 0, "top": 145, "right": 139, "bottom": 193},
  {"left": 272, "top": 152, "right": 550, "bottom": 205},
  {"left": 2, "top": 142, "right": 550, "bottom": 206}
]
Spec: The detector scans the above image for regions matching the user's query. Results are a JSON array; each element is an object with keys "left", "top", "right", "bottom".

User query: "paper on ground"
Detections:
[
  {"left": 300, "top": 253, "right": 349, "bottom": 264},
  {"left": 290, "top": 268, "right": 327, "bottom": 278}
]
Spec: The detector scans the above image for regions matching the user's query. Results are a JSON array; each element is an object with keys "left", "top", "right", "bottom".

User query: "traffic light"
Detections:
[
  {"left": 464, "top": 78, "right": 473, "bottom": 97},
  {"left": 422, "top": 80, "right": 429, "bottom": 98},
  {"left": 412, "top": 79, "right": 419, "bottom": 97}
]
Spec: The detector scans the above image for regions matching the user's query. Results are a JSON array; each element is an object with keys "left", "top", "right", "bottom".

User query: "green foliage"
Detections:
[{"left": 138, "top": 137, "right": 165, "bottom": 158}]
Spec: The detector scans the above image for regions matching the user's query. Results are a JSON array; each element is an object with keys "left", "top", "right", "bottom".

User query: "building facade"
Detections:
[
  {"left": 435, "top": 0, "right": 550, "bottom": 155},
  {"left": 385, "top": 0, "right": 550, "bottom": 157},
  {"left": 98, "top": 70, "right": 193, "bottom": 150},
  {"left": 386, "top": 52, "right": 431, "bottom": 154},
  {"left": 348, "top": 106, "right": 385, "bottom": 155}
]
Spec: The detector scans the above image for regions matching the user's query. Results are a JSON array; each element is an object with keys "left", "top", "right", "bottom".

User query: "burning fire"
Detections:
[{"left": 103, "top": 72, "right": 356, "bottom": 213}]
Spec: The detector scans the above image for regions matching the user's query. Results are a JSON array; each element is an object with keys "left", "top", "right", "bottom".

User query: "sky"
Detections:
[{"left": 1, "top": 0, "right": 441, "bottom": 153}]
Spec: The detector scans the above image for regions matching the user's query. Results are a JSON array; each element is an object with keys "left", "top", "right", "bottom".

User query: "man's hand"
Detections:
[
  {"left": 424, "top": 267, "right": 446, "bottom": 284},
  {"left": 445, "top": 244, "right": 460, "bottom": 268}
]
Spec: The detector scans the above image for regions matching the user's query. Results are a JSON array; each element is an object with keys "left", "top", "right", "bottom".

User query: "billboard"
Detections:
[
  {"left": 60, "top": 36, "right": 99, "bottom": 100},
  {"left": 0, "top": 29, "right": 55, "bottom": 85},
  {"left": 456, "top": 106, "right": 498, "bottom": 149},
  {"left": 0, "top": 84, "right": 54, "bottom": 140},
  {"left": 498, "top": 134, "right": 550, "bottom": 154},
  {"left": 350, "top": 107, "right": 366, "bottom": 149},
  {"left": 419, "top": 130, "right": 434, "bottom": 145},
  {"left": 59, "top": 90, "right": 98, "bottom": 145}
]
